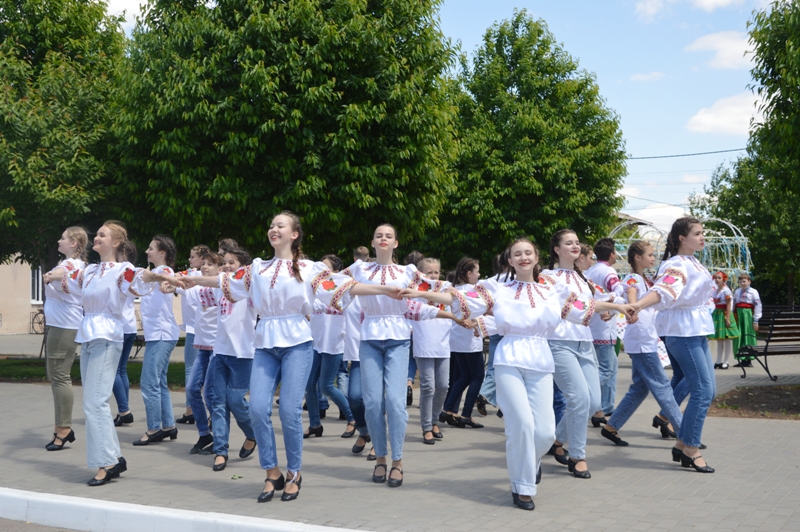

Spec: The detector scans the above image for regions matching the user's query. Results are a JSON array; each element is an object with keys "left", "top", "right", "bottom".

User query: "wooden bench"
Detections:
[{"left": 736, "top": 307, "right": 800, "bottom": 381}]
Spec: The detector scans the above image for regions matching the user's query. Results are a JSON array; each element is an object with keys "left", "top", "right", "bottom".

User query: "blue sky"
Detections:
[{"left": 107, "top": 0, "right": 767, "bottom": 229}]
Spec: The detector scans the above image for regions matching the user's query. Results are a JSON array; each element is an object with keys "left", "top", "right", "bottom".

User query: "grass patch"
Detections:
[
  {"left": 0, "top": 358, "right": 186, "bottom": 390},
  {"left": 709, "top": 385, "right": 800, "bottom": 420}
]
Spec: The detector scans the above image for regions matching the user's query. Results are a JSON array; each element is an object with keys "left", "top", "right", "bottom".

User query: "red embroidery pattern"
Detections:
[
  {"left": 380, "top": 267, "right": 387, "bottom": 285},
  {"left": 219, "top": 296, "right": 233, "bottom": 316},
  {"left": 404, "top": 299, "right": 423, "bottom": 321},
  {"left": 452, "top": 290, "right": 470, "bottom": 319},
  {"left": 61, "top": 274, "right": 70, "bottom": 294},
  {"left": 478, "top": 317, "right": 488, "bottom": 338},
  {"left": 198, "top": 287, "right": 218, "bottom": 310},
  {"left": 330, "top": 279, "right": 357, "bottom": 311},
  {"left": 221, "top": 273, "right": 235, "bottom": 302},
  {"left": 310, "top": 270, "right": 331, "bottom": 292},
  {"left": 244, "top": 264, "right": 252, "bottom": 291},
  {"left": 525, "top": 284, "right": 536, "bottom": 308},
  {"left": 583, "top": 299, "right": 596, "bottom": 327},
  {"left": 561, "top": 292, "right": 578, "bottom": 319},
  {"left": 661, "top": 267, "right": 687, "bottom": 285},
  {"left": 474, "top": 283, "right": 494, "bottom": 313},
  {"left": 269, "top": 259, "right": 282, "bottom": 288},
  {"left": 233, "top": 268, "right": 245, "bottom": 280}
]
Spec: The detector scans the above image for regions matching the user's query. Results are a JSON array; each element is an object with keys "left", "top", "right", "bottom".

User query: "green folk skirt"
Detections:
[
  {"left": 733, "top": 307, "right": 757, "bottom": 361},
  {"left": 709, "top": 308, "right": 740, "bottom": 340}
]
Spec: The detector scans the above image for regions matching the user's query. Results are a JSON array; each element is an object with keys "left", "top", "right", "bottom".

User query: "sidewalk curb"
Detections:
[{"left": 0, "top": 487, "right": 353, "bottom": 532}]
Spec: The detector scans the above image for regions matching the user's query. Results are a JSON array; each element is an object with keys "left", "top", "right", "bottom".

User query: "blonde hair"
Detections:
[
  {"left": 101, "top": 220, "right": 128, "bottom": 251},
  {"left": 64, "top": 226, "right": 89, "bottom": 261}
]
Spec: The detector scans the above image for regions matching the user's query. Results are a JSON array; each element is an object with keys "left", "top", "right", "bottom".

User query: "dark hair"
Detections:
[
  {"left": 453, "top": 257, "right": 479, "bottom": 286},
  {"left": 374, "top": 223, "right": 398, "bottom": 263},
  {"left": 217, "top": 238, "right": 239, "bottom": 255},
  {"left": 200, "top": 250, "right": 225, "bottom": 266},
  {"left": 506, "top": 238, "right": 542, "bottom": 283},
  {"left": 579, "top": 243, "right": 593, "bottom": 259},
  {"left": 224, "top": 247, "right": 252, "bottom": 267},
  {"left": 663, "top": 216, "right": 702, "bottom": 261},
  {"left": 403, "top": 250, "right": 424, "bottom": 267},
  {"left": 191, "top": 244, "right": 211, "bottom": 256},
  {"left": 445, "top": 270, "right": 456, "bottom": 284},
  {"left": 627, "top": 240, "right": 652, "bottom": 275},
  {"left": 321, "top": 254, "right": 343, "bottom": 272},
  {"left": 152, "top": 235, "right": 177, "bottom": 268},
  {"left": 548, "top": 229, "right": 593, "bottom": 294},
  {"left": 593, "top": 238, "right": 615, "bottom": 262},
  {"left": 117, "top": 240, "right": 137, "bottom": 265},
  {"left": 276, "top": 211, "right": 304, "bottom": 281},
  {"left": 353, "top": 246, "right": 370, "bottom": 262},
  {"left": 738, "top": 272, "right": 752, "bottom": 281},
  {"left": 418, "top": 257, "right": 440, "bottom": 272}
]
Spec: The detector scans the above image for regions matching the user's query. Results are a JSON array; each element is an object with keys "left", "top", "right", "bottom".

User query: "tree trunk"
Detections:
[{"left": 788, "top": 271, "right": 795, "bottom": 307}]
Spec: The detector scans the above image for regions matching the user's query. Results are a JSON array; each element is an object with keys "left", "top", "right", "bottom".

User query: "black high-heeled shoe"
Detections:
[
  {"left": 551, "top": 443, "right": 569, "bottom": 465},
  {"left": 114, "top": 457, "right": 127, "bottom": 478},
  {"left": 281, "top": 475, "right": 302, "bottom": 501},
  {"left": 46, "top": 429, "right": 76, "bottom": 451},
  {"left": 590, "top": 416, "right": 607, "bottom": 428},
  {"left": 257, "top": 474, "right": 285, "bottom": 503},
  {"left": 680, "top": 453, "right": 715, "bottom": 473},
  {"left": 407, "top": 385, "right": 413, "bottom": 407},
  {"left": 372, "top": 464, "right": 387, "bottom": 483},
  {"left": 114, "top": 412, "right": 134, "bottom": 427},
  {"left": 422, "top": 431, "right": 435, "bottom": 445},
  {"left": 133, "top": 430, "right": 165, "bottom": 446},
  {"left": 190, "top": 434, "right": 214, "bottom": 455},
  {"left": 431, "top": 425, "right": 443, "bottom": 439},
  {"left": 303, "top": 425, "right": 323, "bottom": 439},
  {"left": 438, "top": 411, "right": 448, "bottom": 423},
  {"left": 388, "top": 467, "right": 403, "bottom": 488},
  {"left": 567, "top": 458, "right": 591, "bottom": 479},
  {"left": 352, "top": 435, "right": 371, "bottom": 454},
  {"left": 601, "top": 427, "right": 629, "bottom": 446},
  {"left": 175, "top": 413, "right": 195, "bottom": 424},
  {"left": 366, "top": 447, "right": 377, "bottom": 461},
  {"left": 341, "top": 423, "right": 357, "bottom": 438},
  {"left": 512, "top": 492, "right": 535, "bottom": 511},
  {"left": 162, "top": 427, "right": 178, "bottom": 440},
  {"left": 212, "top": 455, "right": 228, "bottom": 472},
  {"left": 652, "top": 416, "right": 677, "bottom": 439},
  {"left": 87, "top": 467, "right": 114, "bottom": 487},
  {"left": 443, "top": 412, "right": 459, "bottom": 426},
  {"left": 239, "top": 438, "right": 257, "bottom": 458},
  {"left": 671, "top": 447, "right": 683, "bottom": 462}
]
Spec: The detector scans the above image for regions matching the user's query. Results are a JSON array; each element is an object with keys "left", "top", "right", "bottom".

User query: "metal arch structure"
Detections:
[
  {"left": 697, "top": 217, "right": 752, "bottom": 281},
  {"left": 608, "top": 220, "right": 667, "bottom": 277}
]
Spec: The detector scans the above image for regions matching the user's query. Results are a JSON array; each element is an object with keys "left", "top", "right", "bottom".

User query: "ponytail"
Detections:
[{"left": 663, "top": 216, "right": 701, "bottom": 261}]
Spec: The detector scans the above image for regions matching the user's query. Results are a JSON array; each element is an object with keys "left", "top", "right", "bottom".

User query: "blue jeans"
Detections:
[
  {"left": 664, "top": 336, "right": 715, "bottom": 448},
  {"left": 348, "top": 361, "right": 368, "bottom": 437},
  {"left": 360, "top": 339, "right": 410, "bottom": 461},
  {"left": 211, "top": 355, "right": 255, "bottom": 456},
  {"left": 444, "top": 351, "right": 485, "bottom": 418},
  {"left": 186, "top": 349, "right": 215, "bottom": 436},
  {"left": 250, "top": 341, "right": 313, "bottom": 473},
  {"left": 306, "top": 351, "right": 354, "bottom": 427},
  {"left": 659, "top": 345, "right": 690, "bottom": 418},
  {"left": 141, "top": 339, "right": 177, "bottom": 431},
  {"left": 553, "top": 382, "right": 566, "bottom": 426},
  {"left": 608, "top": 352, "right": 683, "bottom": 432},
  {"left": 337, "top": 360, "right": 349, "bottom": 397},
  {"left": 183, "top": 333, "right": 198, "bottom": 409},
  {"left": 479, "top": 334, "right": 502, "bottom": 406},
  {"left": 112, "top": 333, "right": 136, "bottom": 414},
  {"left": 550, "top": 340, "right": 601, "bottom": 460},
  {"left": 80, "top": 339, "right": 122, "bottom": 469},
  {"left": 594, "top": 343, "right": 618, "bottom": 415}
]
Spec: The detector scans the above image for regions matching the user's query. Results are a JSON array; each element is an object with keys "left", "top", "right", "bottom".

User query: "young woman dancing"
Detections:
[
  {"left": 630, "top": 217, "right": 717, "bottom": 473},
  {"left": 43, "top": 227, "right": 88, "bottom": 451},
  {"left": 401, "top": 238, "right": 631, "bottom": 510}
]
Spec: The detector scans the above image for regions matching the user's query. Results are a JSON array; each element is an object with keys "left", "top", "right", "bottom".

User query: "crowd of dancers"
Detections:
[{"left": 39, "top": 213, "right": 762, "bottom": 510}]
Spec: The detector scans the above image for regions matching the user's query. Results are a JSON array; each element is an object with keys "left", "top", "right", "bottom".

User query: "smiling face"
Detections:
[
  {"left": 92, "top": 226, "right": 121, "bottom": 259},
  {"left": 372, "top": 225, "right": 398, "bottom": 255},
  {"left": 57, "top": 231, "right": 78, "bottom": 258},
  {"left": 268, "top": 214, "right": 299, "bottom": 249},
  {"left": 222, "top": 252, "right": 241, "bottom": 273},
  {"left": 679, "top": 223, "right": 705, "bottom": 254},
  {"left": 201, "top": 257, "right": 220, "bottom": 277},
  {"left": 554, "top": 232, "right": 581, "bottom": 266},
  {"left": 509, "top": 241, "right": 537, "bottom": 276}
]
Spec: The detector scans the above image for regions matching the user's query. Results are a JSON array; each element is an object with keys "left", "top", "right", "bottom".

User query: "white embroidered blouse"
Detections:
[
  {"left": 43, "top": 258, "right": 86, "bottom": 330},
  {"left": 651, "top": 255, "right": 715, "bottom": 337}
]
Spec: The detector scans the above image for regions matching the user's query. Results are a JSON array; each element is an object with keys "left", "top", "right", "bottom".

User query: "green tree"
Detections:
[
  {"left": 690, "top": 158, "right": 800, "bottom": 304},
  {"left": 749, "top": 1, "right": 800, "bottom": 190},
  {"left": 0, "top": 0, "right": 125, "bottom": 268},
  {"left": 113, "top": 0, "right": 456, "bottom": 258},
  {"left": 417, "top": 11, "right": 626, "bottom": 267}
]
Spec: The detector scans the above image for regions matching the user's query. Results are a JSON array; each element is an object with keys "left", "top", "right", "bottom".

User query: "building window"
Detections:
[{"left": 31, "top": 267, "right": 43, "bottom": 304}]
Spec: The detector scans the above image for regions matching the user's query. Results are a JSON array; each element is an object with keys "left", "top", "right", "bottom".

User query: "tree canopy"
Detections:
[{"left": 417, "top": 11, "right": 626, "bottom": 267}]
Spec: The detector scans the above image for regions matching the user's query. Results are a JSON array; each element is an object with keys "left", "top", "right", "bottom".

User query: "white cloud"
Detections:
[
  {"left": 685, "top": 31, "right": 751, "bottom": 69},
  {"left": 690, "top": 0, "right": 744, "bottom": 11},
  {"left": 107, "top": 0, "right": 145, "bottom": 33},
  {"left": 620, "top": 185, "right": 642, "bottom": 198},
  {"left": 686, "top": 92, "right": 762, "bottom": 136},
  {"left": 682, "top": 173, "right": 709, "bottom": 183},
  {"left": 632, "top": 204, "right": 691, "bottom": 232},
  {"left": 636, "top": 0, "right": 751, "bottom": 21},
  {"left": 630, "top": 71, "right": 667, "bottom": 82},
  {"left": 635, "top": 0, "right": 669, "bottom": 20}
]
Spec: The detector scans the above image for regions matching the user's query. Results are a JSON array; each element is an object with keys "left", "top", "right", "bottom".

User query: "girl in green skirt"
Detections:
[
  {"left": 732, "top": 273, "right": 761, "bottom": 368},
  {"left": 709, "top": 271, "right": 740, "bottom": 369}
]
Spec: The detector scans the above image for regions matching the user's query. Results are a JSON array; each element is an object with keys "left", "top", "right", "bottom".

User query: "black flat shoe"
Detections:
[
  {"left": 591, "top": 416, "right": 607, "bottom": 428},
  {"left": 46, "top": 429, "right": 76, "bottom": 451},
  {"left": 366, "top": 447, "right": 377, "bottom": 461},
  {"left": 713, "top": 363, "right": 722, "bottom": 369},
  {"left": 460, "top": 418, "right": 484, "bottom": 429},
  {"left": 212, "top": 455, "right": 228, "bottom": 471},
  {"left": 680, "top": 453, "right": 714, "bottom": 473},
  {"left": 372, "top": 464, "right": 387, "bottom": 483},
  {"left": 551, "top": 443, "right": 569, "bottom": 465},
  {"left": 176, "top": 413, "right": 195, "bottom": 424},
  {"left": 652, "top": 416, "right": 677, "bottom": 439},
  {"left": 319, "top": 409, "right": 327, "bottom": 420},
  {"left": 87, "top": 467, "right": 114, "bottom": 487},
  {"left": 568, "top": 458, "right": 591, "bottom": 479},
  {"left": 601, "top": 427, "right": 629, "bottom": 446},
  {"left": 303, "top": 425, "right": 323, "bottom": 439},
  {"left": 281, "top": 475, "right": 302, "bottom": 501},
  {"left": 700, "top": 443, "right": 707, "bottom": 450},
  {"left": 733, "top": 360, "right": 753, "bottom": 368},
  {"left": 671, "top": 447, "right": 683, "bottom": 462},
  {"left": 512, "top": 492, "right": 535, "bottom": 511},
  {"left": 388, "top": 467, "right": 403, "bottom": 488},
  {"left": 133, "top": 430, "right": 165, "bottom": 446},
  {"left": 341, "top": 423, "right": 357, "bottom": 438},
  {"left": 407, "top": 385, "right": 413, "bottom": 407},
  {"left": 257, "top": 474, "right": 285, "bottom": 503},
  {"left": 114, "top": 456, "right": 127, "bottom": 477},
  {"left": 422, "top": 431, "right": 435, "bottom": 445},
  {"left": 239, "top": 438, "right": 257, "bottom": 459},
  {"left": 431, "top": 425, "right": 443, "bottom": 439},
  {"left": 443, "top": 412, "right": 459, "bottom": 427},
  {"left": 190, "top": 434, "right": 214, "bottom": 455},
  {"left": 352, "top": 435, "right": 371, "bottom": 454},
  {"left": 476, "top": 395, "right": 488, "bottom": 416},
  {"left": 114, "top": 412, "right": 134, "bottom": 427}
]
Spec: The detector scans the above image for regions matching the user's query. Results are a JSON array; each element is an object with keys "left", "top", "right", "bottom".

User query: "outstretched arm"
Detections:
[{"left": 399, "top": 288, "right": 454, "bottom": 307}]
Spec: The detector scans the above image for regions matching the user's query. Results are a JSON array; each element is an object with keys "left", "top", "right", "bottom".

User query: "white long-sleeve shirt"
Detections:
[
  {"left": 177, "top": 269, "right": 202, "bottom": 334},
  {"left": 733, "top": 287, "right": 762, "bottom": 322},
  {"left": 139, "top": 265, "right": 180, "bottom": 342},
  {"left": 44, "top": 258, "right": 86, "bottom": 329},
  {"left": 585, "top": 261, "right": 625, "bottom": 343},
  {"left": 411, "top": 279, "right": 453, "bottom": 359},
  {"left": 651, "top": 255, "right": 715, "bottom": 337},
  {"left": 621, "top": 273, "right": 658, "bottom": 353},
  {"left": 198, "top": 287, "right": 256, "bottom": 359},
  {"left": 311, "top": 300, "right": 345, "bottom": 355},
  {"left": 540, "top": 269, "right": 596, "bottom": 342},
  {"left": 193, "top": 288, "right": 219, "bottom": 351},
  {"left": 449, "top": 277, "right": 597, "bottom": 372},
  {"left": 343, "top": 297, "right": 363, "bottom": 362},
  {"left": 449, "top": 283, "right": 484, "bottom": 353}
]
